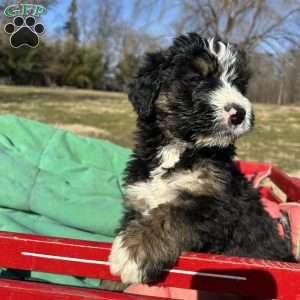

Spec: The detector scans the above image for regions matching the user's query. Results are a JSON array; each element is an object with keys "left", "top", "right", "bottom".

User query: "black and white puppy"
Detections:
[{"left": 109, "top": 33, "right": 295, "bottom": 284}]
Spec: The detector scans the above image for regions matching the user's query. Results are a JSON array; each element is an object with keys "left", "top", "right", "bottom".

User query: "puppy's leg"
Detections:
[{"left": 109, "top": 203, "right": 202, "bottom": 284}]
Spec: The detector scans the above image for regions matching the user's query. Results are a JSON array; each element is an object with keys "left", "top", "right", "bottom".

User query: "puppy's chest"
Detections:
[{"left": 125, "top": 166, "right": 224, "bottom": 212}]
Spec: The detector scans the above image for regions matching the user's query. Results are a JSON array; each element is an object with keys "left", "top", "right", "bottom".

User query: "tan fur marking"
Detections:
[
  {"left": 156, "top": 94, "right": 169, "bottom": 112},
  {"left": 193, "top": 57, "right": 216, "bottom": 77}
]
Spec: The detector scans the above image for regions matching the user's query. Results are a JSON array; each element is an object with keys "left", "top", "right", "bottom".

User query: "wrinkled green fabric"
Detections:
[{"left": 0, "top": 115, "right": 131, "bottom": 287}]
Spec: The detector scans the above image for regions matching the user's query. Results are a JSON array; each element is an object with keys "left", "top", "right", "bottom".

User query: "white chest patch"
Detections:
[
  {"left": 125, "top": 169, "right": 205, "bottom": 212},
  {"left": 126, "top": 142, "right": 188, "bottom": 211},
  {"left": 150, "top": 142, "right": 187, "bottom": 177},
  {"left": 125, "top": 166, "right": 224, "bottom": 213},
  {"left": 125, "top": 142, "right": 224, "bottom": 212}
]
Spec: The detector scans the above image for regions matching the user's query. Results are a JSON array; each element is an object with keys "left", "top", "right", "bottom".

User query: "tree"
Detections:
[
  {"left": 115, "top": 29, "right": 160, "bottom": 91},
  {"left": 0, "top": 37, "right": 55, "bottom": 86},
  {"left": 115, "top": 53, "right": 140, "bottom": 91},
  {"left": 57, "top": 39, "right": 105, "bottom": 89},
  {"left": 64, "top": 0, "right": 79, "bottom": 42},
  {"left": 133, "top": 0, "right": 300, "bottom": 52}
]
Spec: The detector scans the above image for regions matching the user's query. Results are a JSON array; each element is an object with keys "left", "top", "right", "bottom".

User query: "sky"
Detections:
[
  {"left": 42, "top": 0, "right": 75, "bottom": 37},
  {"left": 41, "top": 0, "right": 178, "bottom": 43},
  {"left": 3, "top": 0, "right": 297, "bottom": 52}
]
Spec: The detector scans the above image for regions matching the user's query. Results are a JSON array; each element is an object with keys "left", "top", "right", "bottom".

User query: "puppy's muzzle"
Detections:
[{"left": 225, "top": 103, "right": 246, "bottom": 126}]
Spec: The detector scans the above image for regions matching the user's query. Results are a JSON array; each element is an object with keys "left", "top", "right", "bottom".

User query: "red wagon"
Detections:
[{"left": 0, "top": 161, "right": 300, "bottom": 300}]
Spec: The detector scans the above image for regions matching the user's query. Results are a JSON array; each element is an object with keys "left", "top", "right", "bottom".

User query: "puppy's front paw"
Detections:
[
  {"left": 110, "top": 210, "right": 180, "bottom": 284},
  {"left": 109, "top": 233, "right": 143, "bottom": 284}
]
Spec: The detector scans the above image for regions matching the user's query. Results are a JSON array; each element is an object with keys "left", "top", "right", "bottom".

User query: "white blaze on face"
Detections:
[
  {"left": 207, "top": 38, "right": 252, "bottom": 136},
  {"left": 208, "top": 38, "right": 237, "bottom": 84},
  {"left": 211, "top": 82, "right": 252, "bottom": 135}
]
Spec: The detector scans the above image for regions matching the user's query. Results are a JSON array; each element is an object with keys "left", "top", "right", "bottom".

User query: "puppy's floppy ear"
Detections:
[{"left": 128, "top": 51, "right": 165, "bottom": 119}]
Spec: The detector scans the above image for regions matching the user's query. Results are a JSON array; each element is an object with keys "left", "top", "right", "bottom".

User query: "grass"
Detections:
[
  {"left": 0, "top": 85, "right": 299, "bottom": 176},
  {"left": 0, "top": 85, "right": 136, "bottom": 147},
  {"left": 236, "top": 105, "right": 300, "bottom": 176}
]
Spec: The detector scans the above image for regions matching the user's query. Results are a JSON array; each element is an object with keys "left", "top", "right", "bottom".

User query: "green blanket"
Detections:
[{"left": 0, "top": 115, "right": 131, "bottom": 287}]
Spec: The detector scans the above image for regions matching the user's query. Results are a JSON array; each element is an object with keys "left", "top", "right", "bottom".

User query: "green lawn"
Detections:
[{"left": 0, "top": 85, "right": 299, "bottom": 176}]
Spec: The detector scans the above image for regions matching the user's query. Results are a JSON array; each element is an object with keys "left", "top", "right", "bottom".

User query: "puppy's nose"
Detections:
[{"left": 225, "top": 104, "right": 246, "bottom": 125}]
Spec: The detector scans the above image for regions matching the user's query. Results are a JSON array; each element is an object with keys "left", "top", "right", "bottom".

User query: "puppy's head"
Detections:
[{"left": 129, "top": 33, "right": 253, "bottom": 148}]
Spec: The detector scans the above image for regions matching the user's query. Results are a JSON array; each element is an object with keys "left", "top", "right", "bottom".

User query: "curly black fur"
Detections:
[{"left": 109, "top": 33, "right": 295, "bottom": 285}]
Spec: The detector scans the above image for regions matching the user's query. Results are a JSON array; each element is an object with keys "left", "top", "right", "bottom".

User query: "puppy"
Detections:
[{"left": 109, "top": 33, "right": 295, "bottom": 284}]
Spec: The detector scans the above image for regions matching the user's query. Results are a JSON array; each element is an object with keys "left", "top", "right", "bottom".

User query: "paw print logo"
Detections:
[{"left": 4, "top": 16, "right": 45, "bottom": 48}]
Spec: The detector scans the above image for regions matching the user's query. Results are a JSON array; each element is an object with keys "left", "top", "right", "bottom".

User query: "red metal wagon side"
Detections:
[{"left": 0, "top": 161, "right": 299, "bottom": 300}]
